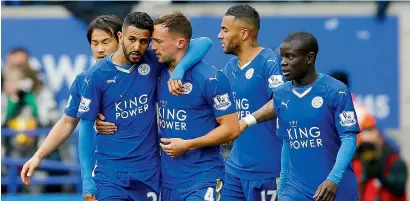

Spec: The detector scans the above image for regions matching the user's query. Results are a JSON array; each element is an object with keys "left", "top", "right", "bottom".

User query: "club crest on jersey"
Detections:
[
  {"left": 245, "top": 68, "right": 254, "bottom": 79},
  {"left": 138, "top": 63, "right": 150, "bottom": 75},
  {"left": 312, "top": 96, "right": 323, "bottom": 108},
  {"left": 213, "top": 93, "right": 232, "bottom": 111},
  {"left": 268, "top": 75, "right": 284, "bottom": 88},
  {"left": 183, "top": 82, "right": 193, "bottom": 94},
  {"left": 78, "top": 96, "right": 91, "bottom": 113},
  {"left": 339, "top": 111, "right": 357, "bottom": 127}
]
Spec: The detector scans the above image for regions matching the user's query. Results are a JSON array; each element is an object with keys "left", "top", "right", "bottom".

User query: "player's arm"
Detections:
[
  {"left": 278, "top": 138, "right": 290, "bottom": 200},
  {"left": 160, "top": 71, "right": 239, "bottom": 157},
  {"left": 21, "top": 75, "right": 84, "bottom": 185},
  {"left": 314, "top": 87, "right": 360, "bottom": 201},
  {"left": 78, "top": 119, "right": 97, "bottom": 197},
  {"left": 20, "top": 114, "right": 79, "bottom": 185},
  {"left": 168, "top": 37, "right": 213, "bottom": 95},
  {"left": 171, "top": 37, "right": 213, "bottom": 80},
  {"left": 77, "top": 72, "right": 103, "bottom": 198},
  {"left": 239, "top": 99, "right": 277, "bottom": 133}
]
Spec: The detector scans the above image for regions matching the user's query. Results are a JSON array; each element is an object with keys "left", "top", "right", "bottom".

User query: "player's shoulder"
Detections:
[
  {"left": 317, "top": 73, "right": 348, "bottom": 93},
  {"left": 223, "top": 56, "right": 238, "bottom": 70},
  {"left": 190, "top": 61, "right": 222, "bottom": 79},
  {"left": 274, "top": 81, "right": 292, "bottom": 94},
  {"left": 85, "top": 56, "right": 114, "bottom": 79},
  {"left": 260, "top": 48, "right": 280, "bottom": 63}
]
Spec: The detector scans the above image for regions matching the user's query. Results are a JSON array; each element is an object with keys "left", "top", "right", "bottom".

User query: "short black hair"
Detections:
[
  {"left": 330, "top": 71, "right": 349, "bottom": 87},
  {"left": 154, "top": 11, "right": 192, "bottom": 40},
  {"left": 283, "top": 31, "right": 319, "bottom": 56},
  {"left": 123, "top": 11, "right": 154, "bottom": 33},
  {"left": 8, "top": 47, "right": 30, "bottom": 56},
  {"left": 87, "top": 15, "right": 122, "bottom": 44},
  {"left": 225, "top": 4, "right": 260, "bottom": 31}
]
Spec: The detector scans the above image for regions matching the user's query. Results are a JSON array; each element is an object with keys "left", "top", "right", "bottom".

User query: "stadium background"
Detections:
[{"left": 1, "top": 1, "right": 410, "bottom": 200}]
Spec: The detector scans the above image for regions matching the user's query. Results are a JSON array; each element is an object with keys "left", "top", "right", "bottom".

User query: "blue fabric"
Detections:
[
  {"left": 278, "top": 138, "right": 290, "bottom": 198},
  {"left": 78, "top": 119, "right": 96, "bottom": 196},
  {"left": 170, "top": 37, "right": 213, "bottom": 80},
  {"left": 93, "top": 166, "right": 160, "bottom": 201},
  {"left": 161, "top": 180, "right": 220, "bottom": 201},
  {"left": 221, "top": 172, "right": 278, "bottom": 201},
  {"left": 327, "top": 132, "right": 357, "bottom": 184}
]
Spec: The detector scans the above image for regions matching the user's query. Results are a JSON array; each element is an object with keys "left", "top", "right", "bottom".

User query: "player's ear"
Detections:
[
  {"left": 240, "top": 29, "right": 249, "bottom": 41},
  {"left": 307, "top": 52, "right": 315, "bottom": 64},
  {"left": 177, "top": 38, "right": 188, "bottom": 49},
  {"left": 117, "top": 31, "right": 123, "bottom": 44}
]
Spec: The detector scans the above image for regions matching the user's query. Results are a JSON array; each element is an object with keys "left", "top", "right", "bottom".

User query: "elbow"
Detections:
[{"left": 199, "top": 37, "right": 213, "bottom": 48}]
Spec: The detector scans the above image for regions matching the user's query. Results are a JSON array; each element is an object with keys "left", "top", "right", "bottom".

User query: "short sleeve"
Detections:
[
  {"left": 204, "top": 71, "right": 236, "bottom": 118},
  {"left": 264, "top": 54, "right": 284, "bottom": 98},
  {"left": 77, "top": 72, "right": 102, "bottom": 121},
  {"left": 64, "top": 74, "right": 83, "bottom": 118},
  {"left": 332, "top": 87, "right": 361, "bottom": 135}
]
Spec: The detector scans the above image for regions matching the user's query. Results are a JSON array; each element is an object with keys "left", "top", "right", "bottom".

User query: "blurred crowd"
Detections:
[{"left": 1, "top": 48, "right": 73, "bottom": 194}]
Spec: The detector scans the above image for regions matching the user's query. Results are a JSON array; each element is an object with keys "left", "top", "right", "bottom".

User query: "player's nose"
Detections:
[
  {"left": 217, "top": 31, "right": 223, "bottom": 39},
  {"left": 281, "top": 58, "right": 288, "bottom": 66},
  {"left": 97, "top": 45, "right": 104, "bottom": 53}
]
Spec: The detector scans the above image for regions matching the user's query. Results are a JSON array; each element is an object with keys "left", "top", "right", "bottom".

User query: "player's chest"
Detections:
[
  {"left": 157, "top": 76, "right": 205, "bottom": 109},
  {"left": 228, "top": 67, "right": 265, "bottom": 96},
  {"left": 102, "top": 71, "right": 156, "bottom": 104},
  {"left": 277, "top": 91, "right": 332, "bottom": 125}
]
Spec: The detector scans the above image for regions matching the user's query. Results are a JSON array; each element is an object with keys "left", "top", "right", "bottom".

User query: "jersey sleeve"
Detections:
[
  {"left": 264, "top": 54, "right": 284, "bottom": 98},
  {"left": 204, "top": 71, "right": 236, "bottom": 118},
  {"left": 170, "top": 37, "right": 213, "bottom": 80},
  {"left": 274, "top": 96, "right": 287, "bottom": 139},
  {"left": 77, "top": 72, "right": 102, "bottom": 121},
  {"left": 64, "top": 75, "right": 82, "bottom": 118},
  {"left": 332, "top": 87, "right": 361, "bottom": 135}
]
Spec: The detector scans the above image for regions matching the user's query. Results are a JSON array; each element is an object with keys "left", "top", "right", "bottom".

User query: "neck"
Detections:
[
  {"left": 168, "top": 50, "right": 187, "bottom": 73},
  {"left": 293, "top": 67, "right": 318, "bottom": 87},
  {"left": 111, "top": 48, "right": 130, "bottom": 66},
  {"left": 236, "top": 41, "right": 262, "bottom": 66}
]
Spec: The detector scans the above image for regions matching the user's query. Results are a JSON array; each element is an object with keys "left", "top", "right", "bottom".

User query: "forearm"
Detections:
[
  {"left": 78, "top": 119, "right": 97, "bottom": 195},
  {"left": 327, "top": 133, "right": 357, "bottom": 184},
  {"left": 34, "top": 114, "right": 79, "bottom": 159},
  {"left": 187, "top": 121, "right": 238, "bottom": 150},
  {"left": 252, "top": 99, "right": 276, "bottom": 124},
  {"left": 278, "top": 138, "right": 290, "bottom": 198}
]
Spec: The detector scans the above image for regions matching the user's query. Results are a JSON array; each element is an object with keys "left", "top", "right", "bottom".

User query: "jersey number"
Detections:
[
  {"left": 204, "top": 187, "right": 214, "bottom": 201},
  {"left": 261, "top": 190, "right": 277, "bottom": 201},
  {"left": 147, "top": 192, "right": 157, "bottom": 201}
]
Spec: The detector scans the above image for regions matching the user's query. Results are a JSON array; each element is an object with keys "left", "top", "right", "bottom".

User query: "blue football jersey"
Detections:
[
  {"left": 157, "top": 61, "right": 236, "bottom": 189},
  {"left": 64, "top": 72, "right": 86, "bottom": 118},
  {"left": 274, "top": 73, "right": 360, "bottom": 201},
  {"left": 224, "top": 48, "right": 284, "bottom": 180},
  {"left": 77, "top": 51, "right": 165, "bottom": 172}
]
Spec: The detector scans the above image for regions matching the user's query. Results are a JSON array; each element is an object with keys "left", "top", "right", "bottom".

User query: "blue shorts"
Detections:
[
  {"left": 93, "top": 166, "right": 160, "bottom": 201},
  {"left": 161, "top": 180, "right": 223, "bottom": 201},
  {"left": 221, "top": 172, "right": 278, "bottom": 201}
]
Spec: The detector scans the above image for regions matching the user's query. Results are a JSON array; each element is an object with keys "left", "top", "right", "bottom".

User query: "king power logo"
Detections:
[{"left": 287, "top": 121, "right": 324, "bottom": 150}]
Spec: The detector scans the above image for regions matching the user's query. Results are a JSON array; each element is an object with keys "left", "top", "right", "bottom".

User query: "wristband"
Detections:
[{"left": 243, "top": 115, "right": 257, "bottom": 127}]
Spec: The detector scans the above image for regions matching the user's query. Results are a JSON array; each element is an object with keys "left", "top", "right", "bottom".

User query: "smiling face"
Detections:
[{"left": 118, "top": 25, "right": 151, "bottom": 64}]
